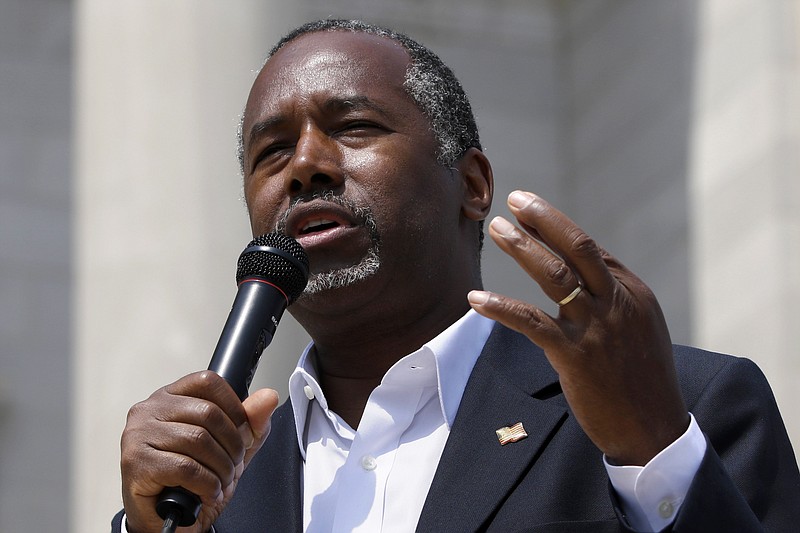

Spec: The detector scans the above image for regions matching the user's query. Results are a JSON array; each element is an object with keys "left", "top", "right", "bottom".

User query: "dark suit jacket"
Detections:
[{"left": 113, "top": 324, "right": 800, "bottom": 532}]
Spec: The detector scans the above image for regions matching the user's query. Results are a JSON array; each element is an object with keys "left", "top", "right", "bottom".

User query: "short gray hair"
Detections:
[{"left": 237, "top": 19, "right": 482, "bottom": 173}]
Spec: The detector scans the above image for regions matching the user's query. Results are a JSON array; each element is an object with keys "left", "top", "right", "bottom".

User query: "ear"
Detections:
[{"left": 454, "top": 147, "right": 494, "bottom": 222}]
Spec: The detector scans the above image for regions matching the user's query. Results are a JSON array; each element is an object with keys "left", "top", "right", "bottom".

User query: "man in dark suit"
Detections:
[{"left": 114, "top": 20, "right": 800, "bottom": 532}]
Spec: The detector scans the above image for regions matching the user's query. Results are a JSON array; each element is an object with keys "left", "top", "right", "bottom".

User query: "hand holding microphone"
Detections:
[{"left": 120, "top": 234, "right": 308, "bottom": 533}]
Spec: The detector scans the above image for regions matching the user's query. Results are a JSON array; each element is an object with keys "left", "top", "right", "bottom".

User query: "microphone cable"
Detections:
[{"left": 161, "top": 510, "right": 179, "bottom": 533}]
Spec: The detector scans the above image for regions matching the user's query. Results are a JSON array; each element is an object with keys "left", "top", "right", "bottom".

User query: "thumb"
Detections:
[{"left": 241, "top": 387, "right": 279, "bottom": 466}]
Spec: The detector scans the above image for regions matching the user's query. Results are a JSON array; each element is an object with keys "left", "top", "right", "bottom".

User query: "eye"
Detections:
[
  {"left": 339, "top": 121, "right": 374, "bottom": 131},
  {"left": 251, "top": 142, "right": 293, "bottom": 172},
  {"left": 333, "top": 121, "right": 388, "bottom": 140}
]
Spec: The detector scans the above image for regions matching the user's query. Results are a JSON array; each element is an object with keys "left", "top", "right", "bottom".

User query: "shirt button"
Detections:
[
  {"left": 658, "top": 500, "right": 675, "bottom": 519},
  {"left": 303, "top": 385, "right": 315, "bottom": 400},
  {"left": 360, "top": 455, "right": 377, "bottom": 471}
]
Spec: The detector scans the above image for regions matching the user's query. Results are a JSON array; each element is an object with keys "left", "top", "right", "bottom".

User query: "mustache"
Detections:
[{"left": 274, "top": 190, "right": 381, "bottom": 245}]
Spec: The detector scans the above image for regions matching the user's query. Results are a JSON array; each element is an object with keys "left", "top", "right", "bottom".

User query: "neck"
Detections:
[{"left": 297, "top": 291, "right": 475, "bottom": 428}]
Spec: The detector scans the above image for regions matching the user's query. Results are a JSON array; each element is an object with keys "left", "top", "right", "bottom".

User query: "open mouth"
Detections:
[
  {"left": 300, "top": 219, "right": 341, "bottom": 235},
  {"left": 278, "top": 200, "right": 377, "bottom": 272}
]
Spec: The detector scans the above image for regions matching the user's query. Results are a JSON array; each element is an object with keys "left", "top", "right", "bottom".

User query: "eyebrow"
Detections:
[
  {"left": 247, "top": 95, "right": 391, "bottom": 144},
  {"left": 323, "top": 95, "right": 390, "bottom": 118}
]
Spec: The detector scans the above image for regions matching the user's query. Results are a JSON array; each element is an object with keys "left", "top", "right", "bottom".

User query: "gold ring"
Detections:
[{"left": 557, "top": 283, "right": 583, "bottom": 307}]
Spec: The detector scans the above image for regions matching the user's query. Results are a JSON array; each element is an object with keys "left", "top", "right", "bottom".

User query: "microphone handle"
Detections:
[
  {"left": 155, "top": 279, "right": 289, "bottom": 528},
  {"left": 208, "top": 278, "right": 287, "bottom": 401}
]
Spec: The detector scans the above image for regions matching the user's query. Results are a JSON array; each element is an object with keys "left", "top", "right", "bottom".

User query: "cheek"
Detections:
[
  {"left": 365, "top": 171, "right": 460, "bottom": 244},
  {"left": 243, "top": 177, "right": 284, "bottom": 234},
  {"left": 346, "top": 139, "right": 438, "bottom": 196}
]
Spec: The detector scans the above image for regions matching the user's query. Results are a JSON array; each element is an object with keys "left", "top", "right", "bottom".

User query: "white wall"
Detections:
[
  {"left": 561, "top": 1, "right": 698, "bottom": 344},
  {"left": 688, "top": 0, "right": 800, "bottom": 444},
  {"left": 0, "top": 1, "right": 72, "bottom": 531}
]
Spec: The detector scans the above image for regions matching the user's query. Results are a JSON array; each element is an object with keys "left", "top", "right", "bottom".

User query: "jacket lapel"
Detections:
[
  {"left": 417, "top": 324, "right": 567, "bottom": 532},
  {"left": 214, "top": 400, "right": 303, "bottom": 532}
]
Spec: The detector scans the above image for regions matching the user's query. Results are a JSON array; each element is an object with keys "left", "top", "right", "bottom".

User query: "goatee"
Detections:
[{"left": 274, "top": 190, "right": 381, "bottom": 297}]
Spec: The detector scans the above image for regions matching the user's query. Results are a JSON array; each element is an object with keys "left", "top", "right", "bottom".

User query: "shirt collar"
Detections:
[{"left": 288, "top": 309, "right": 495, "bottom": 457}]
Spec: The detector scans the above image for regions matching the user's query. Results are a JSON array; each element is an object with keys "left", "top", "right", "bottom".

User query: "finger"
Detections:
[
  {"left": 150, "top": 450, "right": 226, "bottom": 500},
  {"left": 506, "top": 191, "right": 616, "bottom": 298},
  {"left": 165, "top": 371, "right": 249, "bottom": 428},
  {"left": 487, "top": 216, "right": 588, "bottom": 308},
  {"left": 241, "top": 388, "right": 280, "bottom": 467},
  {"left": 467, "top": 290, "right": 569, "bottom": 354},
  {"left": 154, "top": 386, "right": 247, "bottom": 465},
  {"left": 121, "top": 432, "right": 226, "bottom": 502},
  {"left": 147, "top": 421, "right": 239, "bottom": 489},
  {"left": 123, "top": 398, "right": 242, "bottom": 494}
]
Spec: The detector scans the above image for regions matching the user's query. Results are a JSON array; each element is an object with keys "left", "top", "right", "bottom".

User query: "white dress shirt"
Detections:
[
  {"left": 287, "top": 309, "right": 707, "bottom": 532},
  {"left": 288, "top": 310, "right": 495, "bottom": 532}
]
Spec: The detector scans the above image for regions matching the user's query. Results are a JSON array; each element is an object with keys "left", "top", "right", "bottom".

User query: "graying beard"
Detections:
[{"left": 300, "top": 245, "right": 381, "bottom": 297}]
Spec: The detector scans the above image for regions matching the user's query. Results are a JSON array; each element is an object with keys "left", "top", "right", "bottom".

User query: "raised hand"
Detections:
[{"left": 468, "top": 190, "right": 689, "bottom": 465}]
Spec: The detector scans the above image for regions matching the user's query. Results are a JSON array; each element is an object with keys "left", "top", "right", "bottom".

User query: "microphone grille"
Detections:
[{"left": 236, "top": 233, "right": 309, "bottom": 303}]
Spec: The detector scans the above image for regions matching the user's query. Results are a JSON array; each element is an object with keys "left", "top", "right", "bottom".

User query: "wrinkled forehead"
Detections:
[{"left": 245, "top": 31, "right": 412, "bottom": 118}]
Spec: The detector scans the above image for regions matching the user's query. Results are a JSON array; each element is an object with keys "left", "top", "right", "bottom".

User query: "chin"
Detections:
[
  {"left": 298, "top": 252, "right": 381, "bottom": 299},
  {"left": 289, "top": 272, "right": 378, "bottom": 325}
]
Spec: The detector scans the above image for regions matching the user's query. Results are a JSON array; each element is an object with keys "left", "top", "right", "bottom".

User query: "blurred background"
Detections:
[{"left": 1, "top": 1, "right": 798, "bottom": 531}]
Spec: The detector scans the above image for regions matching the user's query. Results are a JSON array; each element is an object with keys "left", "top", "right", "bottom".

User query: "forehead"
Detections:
[{"left": 245, "top": 31, "right": 413, "bottom": 120}]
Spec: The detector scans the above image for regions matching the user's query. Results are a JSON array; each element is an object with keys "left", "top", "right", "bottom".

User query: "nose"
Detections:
[{"left": 284, "top": 126, "right": 344, "bottom": 195}]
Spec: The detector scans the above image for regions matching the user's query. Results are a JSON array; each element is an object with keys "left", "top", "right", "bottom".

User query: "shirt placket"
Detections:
[{"left": 331, "top": 382, "right": 423, "bottom": 532}]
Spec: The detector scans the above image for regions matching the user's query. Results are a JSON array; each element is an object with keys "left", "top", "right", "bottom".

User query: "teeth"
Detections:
[{"left": 301, "top": 219, "right": 336, "bottom": 233}]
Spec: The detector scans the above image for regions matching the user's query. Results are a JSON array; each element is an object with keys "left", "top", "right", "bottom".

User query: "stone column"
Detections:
[
  {"left": 688, "top": 0, "right": 800, "bottom": 450},
  {"left": 72, "top": 2, "right": 301, "bottom": 530}
]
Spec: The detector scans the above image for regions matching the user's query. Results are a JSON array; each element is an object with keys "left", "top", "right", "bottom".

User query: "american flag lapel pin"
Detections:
[{"left": 496, "top": 422, "right": 528, "bottom": 445}]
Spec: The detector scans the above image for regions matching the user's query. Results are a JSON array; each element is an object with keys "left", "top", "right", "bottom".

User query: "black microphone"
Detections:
[{"left": 156, "top": 233, "right": 309, "bottom": 532}]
